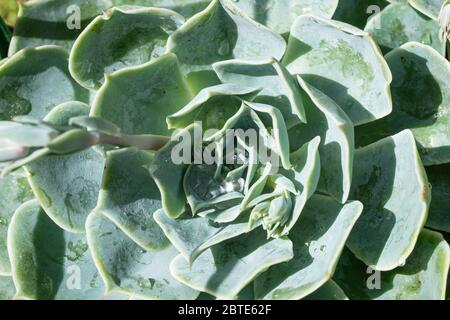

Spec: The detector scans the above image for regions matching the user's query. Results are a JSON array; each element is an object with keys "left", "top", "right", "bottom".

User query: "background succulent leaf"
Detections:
[
  {"left": 356, "top": 42, "right": 450, "bottom": 166},
  {"left": 409, "top": 0, "right": 446, "bottom": 20},
  {"left": 171, "top": 229, "right": 293, "bottom": 299},
  {"left": 425, "top": 164, "right": 450, "bottom": 232},
  {"left": 334, "top": 229, "right": 450, "bottom": 300},
  {"left": 86, "top": 211, "right": 199, "bottom": 299},
  {"left": 254, "top": 194, "right": 362, "bottom": 300},
  {"left": 332, "top": 0, "right": 389, "bottom": 29},
  {"left": 284, "top": 14, "right": 392, "bottom": 126},
  {"left": 0, "top": 16, "right": 10, "bottom": 59},
  {"left": 93, "top": 147, "right": 170, "bottom": 251},
  {"left": 303, "top": 280, "right": 348, "bottom": 300},
  {"left": 230, "top": 0, "right": 339, "bottom": 37},
  {"left": 8, "top": 200, "right": 115, "bottom": 300},
  {"left": 91, "top": 53, "right": 192, "bottom": 136},
  {"left": 70, "top": 6, "right": 185, "bottom": 90},
  {"left": 166, "top": 0, "right": 286, "bottom": 92},
  {"left": 289, "top": 78, "right": 354, "bottom": 203},
  {"left": 25, "top": 102, "right": 105, "bottom": 233},
  {"left": 347, "top": 130, "right": 430, "bottom": 271},
  {"left": 0, "top": 45, "right": 89, "bottom": 121},
  {"left": 9, "top": 0, "right": 113, "bottom": 55},
  {"left": 0, "top": 169, "right": 33, "bottom": 275},
  {"left": 365, "top": 3, "right": 445, "bottom": 56}
]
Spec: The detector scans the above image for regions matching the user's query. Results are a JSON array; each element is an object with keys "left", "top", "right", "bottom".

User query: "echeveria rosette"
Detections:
[{"left": 0, "top": 0, "right": 449, "bottom": 301}]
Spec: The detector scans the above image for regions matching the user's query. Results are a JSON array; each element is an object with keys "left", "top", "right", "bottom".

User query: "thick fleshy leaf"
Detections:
[
  {"left": 0, "top": 169, "right": 33, "bottom": 275},
  {"left": 171, "top": 229, "right": 293, "bottom": 299},
  {"left": 154, "top": 209, "right": 253, "bottom": 264},
  {"left": 86, "top": 211, "right": 199, "bottom": 300},
  {"left": 213, "top": 58, "right": 306, "bottom": 126},
  {"left": 167, "top": 83, "right": 260, "bottom": 130},
  {"left": 70, "top": 6, "right": 185, "bottom": 90},
  {"left": 284, "top": 15, "right": 392, "bottom": 126},
  {"left": 303, "top": 280, "right": 348, "bottom": 300},
  {"left": 348, "top": 130, "right": 430, "bottom": 271},
  {"left": 231, "top": 0, "right": 339, "bottom": 36},
  {"left": 93, "top": 147, "right": 169, "bottom": 251},
  {"left": 356, "top": 42, "right": 450, "bottom": 165},
  {"left": 288, "top": 78, "right": 354, "bottom": 203},
  {"left": 110, "top": 0, "right": 211, "bottom": 18},
  {"left": 8, "top": 200, "right": 115, "bottom": 300},
  {"left": 26, "top": 102, "right": 105, "bottom": 233},
  {"left": 425, "top": 164, "right": 450, "bottom": 233},
  {"left": 254, "top": 195, "right": 362, "bottom": 300},
  {"left": 365, "top": 4, "right": 445, "bottom": 56},
  {"left": 410, "top": 0, "right": 445, "bottom": 20},
  {"left": 9, "top": 0, "right": 112, "bottom": 55},
  {"left": 0, "top": 45, "right": 89, "bottom": 121},
  {"left": 334, "top": 229, "right": 450, "bottom": 300},
  {"left": 0, "top": 17, "right": 11, "bottom": 59},
  {"left": 91, "top": 53, "right": 192, "bottom": 136},
  {"left": 150, "top": 124, "right": 198, "bottom": 219},
  {"left": 332, "top": 0, "right": 389, "bottom": 29},
  {"left": 166, "top": 0, "right": 286, "bottom": 92},
  {"left": 0, "top": 276, "right": 15, "bottom": 300}
]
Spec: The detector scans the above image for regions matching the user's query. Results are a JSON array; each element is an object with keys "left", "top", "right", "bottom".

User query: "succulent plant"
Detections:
[{"left": 0, "top": 0, "right": 449, "bottom": 300}]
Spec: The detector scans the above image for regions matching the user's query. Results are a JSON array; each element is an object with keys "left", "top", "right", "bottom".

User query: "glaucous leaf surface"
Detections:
[
  {"left": 332, "top": 0, "right": 389, "bottom": 29},
  {"left": 8, "top": 200, "right": 114, "bottom": 300},
  {"left": 425, "top": 164, "right": 450, "bottom": 233},
  {"left": 93, "top": 147, "right": 169, "bottom": 250},
  {"left": 213, "top": 58, "right": 307, "bottom": 125},
  {"left": 335, "top": 229, "right": 450, "bottom": 300},
  {"left": 86, "top": 211, "right": 199, "bottom": 300},
  {"left": 365, "top": 3, "right": 445, "bottom": 56},
  {"left": 9, "top": 0, "right": 113, "bottom": 55},
  {"left": 167, "top": 0, "right": 286, "bottom": 92},
  {"left": 26, "top": 102, "right": 105, "bottom": 233},
  {"left": 254, "top": 195, "right": 362, "bottom": 300},
  {"left": 0, "top": 276, "right": 15, "bottom": 300},
  {"left": 348, "top": 130, "right": 430, "bottom": 271},
  {"left": 70, "top": 6, "right": 185, "bottom": 90},
  {"left": 410, "top": 0, "right": 446, "bottom": 19},
  {"left": 288, "top": 77, "right": 354, "bottom": 203},
  {"left": 231, "top": 0, "right": 339, "bottom": 36},
  {"left": 171, "top": 229, "right": 293, "bottom": 299},
  {"left": 91, "top": 53, "right": 192, "bottom": 136},
  {"left": 303, "top": 280, "right": 348, "bottom": 300},
  {"left": 0, "top": 45, "right": 89, "bottom": 121},
  {"left": 110, "top": 0, "right": 211, "bottom": 18},
  {"left": 284, "top": 14, "right": 392, "bottom": 126},
  {"left": 0, "top": 169, "right": 34, "bottom": 275}
]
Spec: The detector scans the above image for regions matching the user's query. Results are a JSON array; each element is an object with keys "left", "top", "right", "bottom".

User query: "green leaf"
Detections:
[
  {"left": 0, "top": 121, "right": 58, "bottom": 147},
  {"left": 86, "top": 211, "right": 199, "bottom": 300},
  {"left": 0, "top": 169, "right": 33, "bottom": 275},
  {"left": 231, "top": 0, "right": 339, "bottom": 36},
  {"left": 8, "top": 200, "right": 117, "bottom": 300},
  {"left": 334, "top": 229, "right": 450, "bottom": 300},
  {"left": 0, "top": 17, "right": 11, "bottom": 59},
  {"left": 303, "top": 280, "right": 348, "bottom": 300},
  {"left": 91, "top": 53, "right": 192, "bottom": 136},
  {"left": 356, "top": 42, "right": 450, "bottom": 165},
  {"left": 365, "top": 3, "right": 445, "bottom": 56},
  {"left": 26, "top": 102, "right": 105, "bottom": 233},
  {"left": 69, "top": 6, "right": 185, "bottom": 90},
  {"left": 410, "top": 0, "right": 445, "bottom": 20},
  {"left": 348, "top": 130, "right": 430, "bottom": 271},
  {"left": 425, "top": 164, "right": 450, "bottom": 233},
  {"left": 9, "top": 0, "right": 112, "bottom": 55},
  {"left": 213, "top": 58, "right": 306, "bottom": 126},
  {"left": 332, "top": 0, "right": 389, "bottom": 29},
  {"left": 93, "top": 147, "right": 169, "bottom": 251},
  {"left": 284, "top": 14, "right": 392, "bottom": 126},
  {"left": 0, "top": 276, "right": 15, "bottom": 300},
  {"left": 167, "top": 0, "right": 286, "bottom": 92},
  {"left": 288, "top": 77, "right": 354, "bottom": 203},
  {"left": 0, "top": 45, "right": 89, "bottom": 121},
  {"left": 154, "top": 209, "right": 253, "bottom": 265},
  {"left": 69, "top": 116, "right": 121, "bottom": 135},
  {"left": 110, "top": 0, "right": 211, "bottom": 18},
  {"left": 254, "top": 194, "right": 362, "bottom": 300},
  {"left": 171, "top": 229, "right": 293, "bottom": 299}
]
